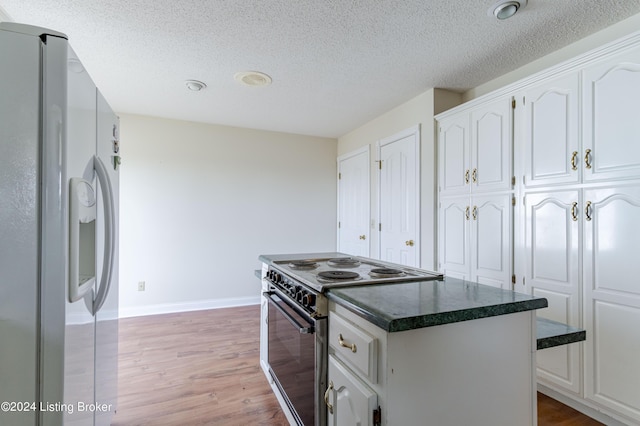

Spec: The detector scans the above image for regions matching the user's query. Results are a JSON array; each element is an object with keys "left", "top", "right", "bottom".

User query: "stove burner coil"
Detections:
[
  {"left": 327, "top": 257, "right": 361, "bottom": 268},
  {"left": 317, "top": 271, "right": 360, "bottom": 281},
  {"left": 369, "top": 268, "right": 406, "bottom": 278},
  {"left": 288, "top": 260, "right": 318, "bottom": 269}
]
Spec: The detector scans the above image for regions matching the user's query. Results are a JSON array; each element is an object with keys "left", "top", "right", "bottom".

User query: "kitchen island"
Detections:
[{"left": 258, "top": 253, "right": 579, "bottom": 425}]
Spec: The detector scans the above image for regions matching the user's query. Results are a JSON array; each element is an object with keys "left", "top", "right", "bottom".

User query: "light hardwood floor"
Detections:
[{"left": 112, "top": 306, "right": 602, "bottom": 425}]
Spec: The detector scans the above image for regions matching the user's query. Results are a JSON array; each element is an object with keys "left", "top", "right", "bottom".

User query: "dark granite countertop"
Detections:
[
  {"left": 326, "top": 277, "right": 548, "bottom": 332},
  {"left": 536, "top": 317, "right": 586, "bottom": 350}
]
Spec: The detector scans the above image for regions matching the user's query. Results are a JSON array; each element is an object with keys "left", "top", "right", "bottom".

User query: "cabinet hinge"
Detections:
[
  {"left": 379, "top": 223, "right": 382, "bottom": 231},
  {"left": 338, "top": 221, "right": 341, "bottom": 229},
  {"left": 338, "top": 172, "right": 341, "bottom": 180},
  {"left": 512, "top": 196, "right": 516, "bottom": 206},
  {"left": 512, "top": 98, "right": 516, "bottom": 109},
  {"left": 511, "top": 176, "right": 516, "bottom": 186},
  {"left": 378, "top": 160, "right": 382, "bottom": 170},
  {"left": 373, "top": 406, "right": 382, "bottom": 426},
  {"left": 512, "top": 274, "right": 516, "bottom": 284}
]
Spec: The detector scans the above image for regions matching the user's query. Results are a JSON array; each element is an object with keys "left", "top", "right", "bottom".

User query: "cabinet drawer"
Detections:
[{"left": 329, "top": 312, "right": 377, "bottom": 383}]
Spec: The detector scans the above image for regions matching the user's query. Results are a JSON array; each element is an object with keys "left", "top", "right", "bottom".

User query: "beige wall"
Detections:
[
  {"left": 337, "top": 89, "right": 461, "bottom": 270},
  {"left": 119, "top": 114, "right": 337, "bottom": 316}
]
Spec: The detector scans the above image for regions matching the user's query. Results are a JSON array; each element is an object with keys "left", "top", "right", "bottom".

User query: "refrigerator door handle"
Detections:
[{"left": 93, "top": 155, "right": 115, "bottom": 314}]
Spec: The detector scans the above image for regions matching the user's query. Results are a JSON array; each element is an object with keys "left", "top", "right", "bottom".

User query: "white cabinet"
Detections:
[
  {"left": 437, "top": 96, "right": 514, "bottom": 290},
  {"left": 326, "top": 303, "right": 537, "bottom": 425},
  {"left": 582, "top": 46, "right": 640, "bottom": 183},
  {"left": 521, "top": 73, "right": 580, "bottom": 187},
  {"left": 524, "top": 190, "right": 581, "bottom": 393},
  {"left": 583, "top": 184, "right": 640, "bottom": 421},
  {"left": 439, "top": 194, "right": 512, "bottom": 288},
  {"left": 515, "top": 41, "right": 640, "bottom": 424},
  {"left": 327, "top": 355, "right": 378, "bottom": 426},
  {"left": 438, "top": 97, "right": 513, "bottom": 196}
]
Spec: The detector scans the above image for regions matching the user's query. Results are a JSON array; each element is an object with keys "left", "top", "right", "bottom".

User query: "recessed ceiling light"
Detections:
[
  {"left": 489, "top": 0, "right": 527, "bottom": 20},
  {"left": 234, "top": 71, "right": 272, "bottom": 87},
  {"left": 185, "top": 80, "right": 207, "bottom": 91}
]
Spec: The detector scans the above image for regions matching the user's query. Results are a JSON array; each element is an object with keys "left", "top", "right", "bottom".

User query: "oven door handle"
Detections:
[{"left": 264, "top": 292, "right": 315, "bottom": 334}]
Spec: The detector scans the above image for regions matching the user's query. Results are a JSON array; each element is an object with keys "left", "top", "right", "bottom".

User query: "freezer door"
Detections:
[{"left": 0, "top": 26, "right": 42, "bottom": 426}]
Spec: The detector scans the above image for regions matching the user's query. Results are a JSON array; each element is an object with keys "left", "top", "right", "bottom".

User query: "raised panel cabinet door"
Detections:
[
  {"left": 523, "top": 73, "right": 580, "bottom": 187},
  {"left": 583, "top": 184, "right": 640, "bottom": 423},
  {"left": 524, "top": 190, "right": 581, "bottom": 393},
  {"left": 583, "top": 45, "right": 640, "bottom": 182},
  {"left": 469, "top": 194, "right": 512, "bottom": 289},
  {"left": 438, "top": 196, "right": 470, "bottom": 279},
  {"left": 338, "top": 147, "right": 370, "bottom": 257},
  {"left": 438, "top": 114, "right": 470, "bottom": 195},
  {"left": 327, "top": 355, "right": 377, "bottom": 426},
  {"left": 470, "top": 97, "right": 513, "bottom": 193}
]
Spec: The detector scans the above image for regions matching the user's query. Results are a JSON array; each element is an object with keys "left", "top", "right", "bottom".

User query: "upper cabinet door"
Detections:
[
  {"left": 470, "top": 97, "right": 513, "bottom": 193},
  {"left": 523, "top": 73, "right": 580, "bottom": 187},
  {"left": 583, "top": 45, "right": 640, "bottom": 183},
  {"left": 438, "top": 114, "right": 470, "bottom": 195}
]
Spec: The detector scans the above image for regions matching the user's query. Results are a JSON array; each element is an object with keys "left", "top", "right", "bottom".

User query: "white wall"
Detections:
[
  {"left": 337, "top": 89, "right": 461, "bottom": 271},
  {"left": 118, "top": 114, "right": 337, "bottom": 317}
]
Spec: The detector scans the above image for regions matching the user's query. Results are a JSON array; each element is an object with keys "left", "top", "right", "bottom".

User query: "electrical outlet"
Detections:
[{"left": 138, "top": 281, "right": 145, "bottom": 291}]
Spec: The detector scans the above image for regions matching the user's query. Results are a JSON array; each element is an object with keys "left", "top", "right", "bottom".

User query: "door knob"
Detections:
[
  {"left": 405, "top": 240, "right": 414, "bottom": 246},
  {"left": 359, "top": 235, "right": 366, "bottom": 240}
]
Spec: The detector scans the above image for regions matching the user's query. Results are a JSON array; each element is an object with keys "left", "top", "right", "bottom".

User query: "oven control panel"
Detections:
[{"left": 266, "top": 268, "right": 326, "bottom": 317}]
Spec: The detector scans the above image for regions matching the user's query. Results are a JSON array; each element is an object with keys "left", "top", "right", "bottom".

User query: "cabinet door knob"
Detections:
[
  {"left": 585, "top": 149, "right": 592, "bottom": 170},
  {"left": 571, "top": 151, "right": 578, "bottom": 171},
  {"left": 338, "top": 333, "right": 357, "bottom": 353},
  {"left": 585, "top": 201, "right": 592, "bottom": 221},
  {"left": 571, "top": 202, "right": 578, "bottom": 221},
  {"left": 405, "top": 240, "right": 415, "bottom": 247},
  {"left": 324, "top": 380, "right": 334, "bottom": 414}
]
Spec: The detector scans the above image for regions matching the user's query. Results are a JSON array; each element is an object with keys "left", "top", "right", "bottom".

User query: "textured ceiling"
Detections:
[{"left": 2, "top": 1, "right": 640, "bottom": 138}]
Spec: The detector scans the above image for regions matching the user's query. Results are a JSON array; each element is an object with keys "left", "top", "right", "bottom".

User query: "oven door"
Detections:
[{"left": 265, "top": 290, "right": 320, "bottom": 426}]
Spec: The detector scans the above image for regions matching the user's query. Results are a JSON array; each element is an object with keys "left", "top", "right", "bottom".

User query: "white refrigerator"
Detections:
[{"left": 0, "top": 22, "right": 120, "bottom": 425}]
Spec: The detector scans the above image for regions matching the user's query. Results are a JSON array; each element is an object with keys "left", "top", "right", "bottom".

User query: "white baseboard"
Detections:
[{"left": 118, "top": 296, "right": 260, "bottom": 318}]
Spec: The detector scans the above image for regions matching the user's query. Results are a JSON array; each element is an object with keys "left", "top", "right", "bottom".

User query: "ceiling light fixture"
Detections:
[
  {"left": 234, "top": 71, "right": 272, "bottom": 87},
  {"left": 489, "top": 0, "right": 527, "bottom": 20},
  {"left": 185, "top": 80, "right": 207, "bottom": 91}
]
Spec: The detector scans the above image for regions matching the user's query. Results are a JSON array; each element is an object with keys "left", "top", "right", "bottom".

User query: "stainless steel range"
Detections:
[{"left": 261, "top": 255, "right": 442, "bottom": 425}]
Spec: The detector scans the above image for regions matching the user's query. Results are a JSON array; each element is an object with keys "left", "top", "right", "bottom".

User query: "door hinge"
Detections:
[
  {"left": 375, "top": 160, "right": 382, "bottom": 170},
  {"left": 338, "top": 172, "right": 341, "bottom": 180},
  {"left": 512, "top": 274, "right": 516, "bottom": 284},
  {"left": 512, "top": 196, "right": 516, "bottom": 206},
  {"left": 338, "top": 221, "right": 341, "bottom": 229},
  {"left": 379, "top": 223, "right": 382, "bottom": 231},
  {"left": 512, "top": 98, "right": 516, "bottom": 109},
  {"left": 373, "top": 406, "right": 382, "bottom": 426}
]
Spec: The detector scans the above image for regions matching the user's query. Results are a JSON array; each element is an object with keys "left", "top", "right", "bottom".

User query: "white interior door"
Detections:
[
  {"left": 378, "top": 126, "right": 420, "bottom": 267},
  {"left": 338, "top": 147, "right": 370, "bottom": 257}
]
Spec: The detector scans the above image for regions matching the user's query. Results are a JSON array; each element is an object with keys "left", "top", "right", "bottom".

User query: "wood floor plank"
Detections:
[{"left": 112, "top": 306, "right": 602, "bottom": 425}]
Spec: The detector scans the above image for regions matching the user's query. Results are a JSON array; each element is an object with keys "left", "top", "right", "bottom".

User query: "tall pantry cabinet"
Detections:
[
  {"left": 437, "top": 33, "right": 640, "bottom": 424},
  {"left": 437, "top": 97, "right": 514, "bottom": 290}
]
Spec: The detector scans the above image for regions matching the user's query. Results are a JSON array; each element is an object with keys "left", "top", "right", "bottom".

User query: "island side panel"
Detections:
[{"left": 385, "top": 311, "right": 537, "bottom": 425}]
